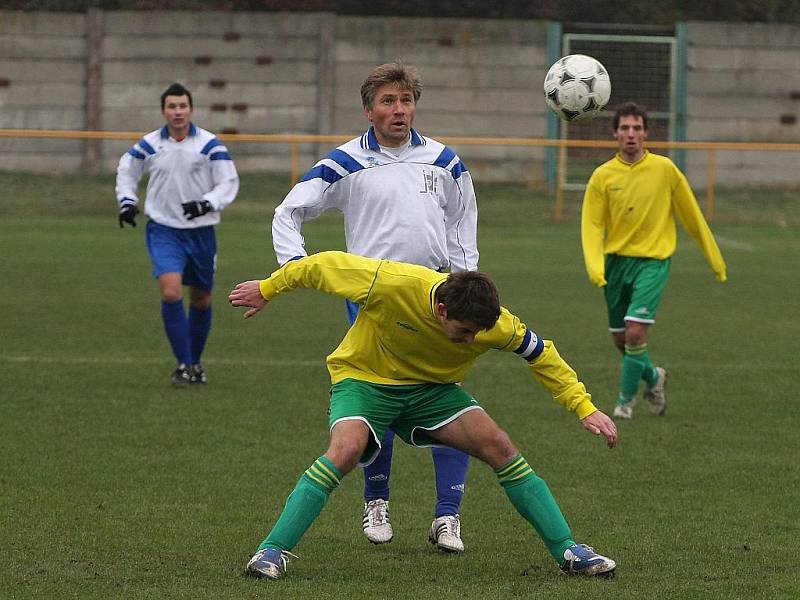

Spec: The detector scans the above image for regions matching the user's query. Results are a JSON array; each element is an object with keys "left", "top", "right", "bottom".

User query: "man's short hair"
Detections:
[
  {"left": 435, "top": 271, "right": 501, "bottom": 330},
  {"left": 161, "top": 83, "right": 193, "bottom": 110},
  {"left": 360, "top": 62, "right": 422, "bottom": 109},
  {"left": 613, "top": 101, "right": 648, "bottom": 130}
]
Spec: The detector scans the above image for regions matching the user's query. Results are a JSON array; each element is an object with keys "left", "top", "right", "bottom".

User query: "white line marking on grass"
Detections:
[
  {"left": 0, "top": 354, "right": 771, "bottom": 372},
  {"left": 714, "top": 235, "right": 755, "bottom": 251},
  {"left": 1, "top": 355, "right": 322, "bottom": 368}
]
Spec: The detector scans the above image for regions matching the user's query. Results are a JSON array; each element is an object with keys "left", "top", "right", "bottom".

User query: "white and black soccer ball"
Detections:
[{"left": 543, "top": 54, "right": 611, "bottom": 122}]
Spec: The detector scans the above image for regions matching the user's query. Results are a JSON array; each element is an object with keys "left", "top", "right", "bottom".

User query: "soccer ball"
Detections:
[{"left": 543, "top": 54, "right": 611, "bottom": 122}]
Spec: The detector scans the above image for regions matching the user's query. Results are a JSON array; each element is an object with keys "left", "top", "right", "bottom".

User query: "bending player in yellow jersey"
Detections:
[
  {"left": 229, "top": 250, "right": 618, "bottom": 581},
  {"left": 581, "top": 101, "right": 727, "bottom": 419}
]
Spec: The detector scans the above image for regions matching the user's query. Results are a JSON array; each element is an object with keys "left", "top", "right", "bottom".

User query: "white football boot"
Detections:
[
  {"left": 612, "top": 398, "right": 636, "bottom": 420},
  {"left": 644, "top": 367, "right": 668, "bottom": 416},
  {"left": 560, "top": 543, "right": 616, "bottom": 577},
  {"left": 362, "top": 499, "right": 393, "bottom": 544},
  {"left": 428, "top": 514, "right": 465, "bottom": 553},
  {"left": 245, "top": 547, "right": 297, "bottom": 580}
]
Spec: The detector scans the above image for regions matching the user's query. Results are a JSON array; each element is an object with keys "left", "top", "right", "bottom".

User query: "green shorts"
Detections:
[
  {"left": 603, "top": 254, "right": 671, "bottom": 332},
  {"left": 328, "top": 378, "right": 482, "bottom": 466}
]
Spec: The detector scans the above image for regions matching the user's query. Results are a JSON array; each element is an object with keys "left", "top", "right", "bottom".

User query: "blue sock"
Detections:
[
  {"left": 363, "top": 429, "right": 394, "bottom": 501},
  {"left": 432, "top": 446, "right": 469, "bottom": 517},
  {"left": 188, "top": 305, "right": 212, "bottom": 365},
  {"left": 161, "top": 300, "right": 191, "bottom": 365}
]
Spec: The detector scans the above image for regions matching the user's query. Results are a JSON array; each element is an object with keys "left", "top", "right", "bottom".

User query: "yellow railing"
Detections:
[{"left": 2, "top": 128, "right": 800, "bottom": 220}]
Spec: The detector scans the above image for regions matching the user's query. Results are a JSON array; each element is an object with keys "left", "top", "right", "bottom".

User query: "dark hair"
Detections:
[
  {"left": 613, "top": 101, "right": 648, "bottom": 130},
  {"left": 360, "top": 62, "right": 422, "bottom": 108},
  {"left": 434, "top": 271, "right": 501, "bottom": 330},
  {"left": 161, "top": 83, "right": 193, "bottom": 110}
]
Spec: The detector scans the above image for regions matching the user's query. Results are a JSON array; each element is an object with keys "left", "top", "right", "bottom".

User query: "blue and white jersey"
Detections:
[
  {"left": 115, "top": 123, "right": 239, "bottom": 229},
  {"left": 272, "top": 127, "right": 478, "bottom": 272}
]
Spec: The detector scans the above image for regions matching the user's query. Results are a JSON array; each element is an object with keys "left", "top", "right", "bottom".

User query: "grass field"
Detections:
[{"left": 0, "top": 172, "right": 798, "bottom": 599}]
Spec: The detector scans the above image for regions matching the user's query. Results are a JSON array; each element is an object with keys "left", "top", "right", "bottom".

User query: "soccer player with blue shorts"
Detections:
[
  {"left": 581, "top": 101, "right": 727, "bottom": 419},
  {"left": 115, "top": 83, "right": 239, "bottom": 385},
  {"left": 271, "top": 63, "right": 477, "bottom": 552},
  {"left": 229, "top": 251, "right": 618, "bottom": 581}
]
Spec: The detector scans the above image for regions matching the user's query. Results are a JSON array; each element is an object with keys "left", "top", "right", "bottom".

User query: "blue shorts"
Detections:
[{"left": 145, "top": 220, "right": 217, "bottom": 291}]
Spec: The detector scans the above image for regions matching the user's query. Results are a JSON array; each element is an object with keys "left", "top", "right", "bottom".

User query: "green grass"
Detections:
[{"left": 0, "top": 172, "right": 798, "bottom": 599}]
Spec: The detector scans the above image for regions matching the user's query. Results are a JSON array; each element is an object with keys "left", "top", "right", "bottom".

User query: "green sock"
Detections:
[
  {"left": 258, "top": 456, "right": 343, "bottom": 552},
  {"left": 496, "top": 455, "right": 574, "bottom": 564},
  {"left": 639, "top": 348, "right": 658, "bottom": 388},
  {"left": 619, "top": 344, "right": 649, "bottom": 404}
]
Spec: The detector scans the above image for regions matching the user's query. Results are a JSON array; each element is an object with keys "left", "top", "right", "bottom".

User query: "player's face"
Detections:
[
  {"left": 363, "top": 83, "right": 416, "bottom": 148},
  {"left": 435, "top": 304, "right": 483, "bottom": 344},
  {"left": 614, "top": 114, "right": 647, "bottom": 162},
  {"left": 162, "top": 94, "right": 193, "bottom": 139}
]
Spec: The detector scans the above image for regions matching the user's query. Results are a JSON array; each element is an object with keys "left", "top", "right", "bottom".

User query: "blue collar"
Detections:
[
  {"left": 364, "top": 126, "right": 424, "bottom": 151},
  {"left": 160, "top": 123, "right": 197, "bottom": 139}
]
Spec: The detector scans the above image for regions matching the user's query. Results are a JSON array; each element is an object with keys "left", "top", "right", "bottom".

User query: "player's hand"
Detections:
[
  {"left": 590, "top": 274, "right": 607, "bottom": 287},
  {"left": 118, "top": 199, "right": 139, "bottom": 228},
  {"left": 581, "top": 410, "right": 618, "bottom": 448},
  {"left": 182, "top": 200, "right": 212, "bottom": 220},
  {"left": 716, "top": 271, "right": 727, "bottom": 283},
  {"left": 229, "top": 280, "right": 269, "bottom": 319}
]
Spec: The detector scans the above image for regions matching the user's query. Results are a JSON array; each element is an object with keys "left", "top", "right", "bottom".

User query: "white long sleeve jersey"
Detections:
[
  {"left": 272, "top": 127, "right": 479, "bottom": 272},
  {"left": 115, "top": 124, "right": 239, "bottom": 229}
]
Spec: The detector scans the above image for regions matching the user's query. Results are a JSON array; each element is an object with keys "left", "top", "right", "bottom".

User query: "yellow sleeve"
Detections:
[
  {"left": 581, "top": 174, "right": 608, "bottom": 287},
  {"left": 526, "top": 340, "right": 598, "bottom": 419},
  {"left": 259, "top": 251, "right": 383, "bottom": 301},
  {"left": 670, "top": 169, "right": 728, "bottom": 282}
]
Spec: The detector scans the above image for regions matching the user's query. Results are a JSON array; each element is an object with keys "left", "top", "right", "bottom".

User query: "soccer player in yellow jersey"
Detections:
[
  {"left": 581, "top": 102, "right": 727, "bottom": 420},
  {"left": 229, "top": 251, "right": 618, "bottom": 581}
]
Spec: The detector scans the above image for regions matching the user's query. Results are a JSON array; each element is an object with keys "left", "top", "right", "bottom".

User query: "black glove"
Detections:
[
  {"left": 118, "top": 199, "right": 139, "bottom": 228},
  {"left": 182, "top": 200, "right": 213, "bottom": 220}
]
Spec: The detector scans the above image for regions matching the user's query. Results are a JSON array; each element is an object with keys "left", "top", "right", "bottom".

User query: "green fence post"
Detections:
[
  {"left": 674, "top": 22, "right": 688, "bottom": 172},
  {"left": 546, "top": 21, "right": 562, "bottom": 195}
]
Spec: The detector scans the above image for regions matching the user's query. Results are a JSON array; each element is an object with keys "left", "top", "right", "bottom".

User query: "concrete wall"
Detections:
[
  {"left": 98, "top": 11, "right": 330, "bottom": 173},
  {"left": 0, "top": 10, "right": 551, "bottom": 181},
  {"left": 0, "top": 11, "right": 87, "bottom": 171},
  {"left": 685, "top": 21, "right": 800, "bottom": 185},
  {"left": 1, "top": 11, "right": 799, "bottom": 186}
]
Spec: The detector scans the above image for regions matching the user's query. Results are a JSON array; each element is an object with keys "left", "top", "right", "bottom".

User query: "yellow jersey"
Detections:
[
  {"left": 581, "top": 150, "right": 727, "bottom": 286},
  {"left": 259, "top": 251, "right": 598, "bottom": 419}
]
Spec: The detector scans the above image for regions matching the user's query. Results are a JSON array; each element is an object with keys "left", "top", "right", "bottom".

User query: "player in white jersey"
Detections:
[
  {"left": 271, "top": 63, "right": 478, "bottom": 552},
  {"left": 115, "top": 83, "right": 239, "bottom": 386}
]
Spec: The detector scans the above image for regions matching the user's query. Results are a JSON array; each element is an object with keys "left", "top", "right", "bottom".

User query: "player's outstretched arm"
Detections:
[
  {"left": 581, "top": 410, "right": 617, "bottom": 449},
  {"left": 229, "top": 280, "right": 269, "bottom": 319}
]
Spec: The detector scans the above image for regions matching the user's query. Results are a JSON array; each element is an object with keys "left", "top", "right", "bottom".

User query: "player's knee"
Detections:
[
  {"left": 161, "top": 289, "right": 182, "bottom": 303},
  {"left": 190, "top": 297, "right": 211, "bottom": 310},
  {"left": 327, "top": 450, "right": 361, "bottom": 475},
  {"left": 326, "top": 439, "right": 367, "bottom": 474},
  {"left": 624, "top": 322, "right": 649, "bottom": 347},
  {"left": 625, "top": 330, "right": 646, "bottom": 347},
  {"left": 189, "top": 288, "right": 212, "bottom": 309},
  {"left": 479, "top": 428, "right": 517, "bottom": 468}
]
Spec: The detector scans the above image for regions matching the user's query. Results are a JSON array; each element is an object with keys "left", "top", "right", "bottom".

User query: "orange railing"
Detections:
[{"left": 2, "top": 129, "right": 799, "bottom": 220}]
